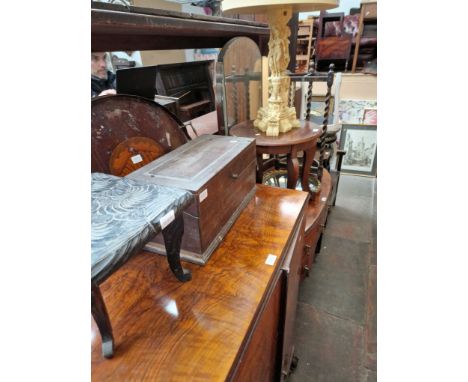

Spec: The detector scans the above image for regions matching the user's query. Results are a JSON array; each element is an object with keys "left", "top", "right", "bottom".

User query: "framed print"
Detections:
[
  {"left": 363, "top": 108, "right": 377, "bottom": 124},
  {"left": 339, "top": 124, "right": 377, "bottom": 177},
  {"left": 338, "top": 99, "right": 377, "bottom": 124}
]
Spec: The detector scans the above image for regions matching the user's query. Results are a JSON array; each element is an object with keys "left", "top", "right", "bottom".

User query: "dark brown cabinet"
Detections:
[{"left": 91, "top": 185, "right": 309, "bottom": 381}]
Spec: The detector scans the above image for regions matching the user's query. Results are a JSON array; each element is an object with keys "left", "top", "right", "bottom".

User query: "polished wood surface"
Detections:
[
  {"left": 279, "top": 213, "right": 306, "bottom": 380},
  {"left": 305, "top": 169, "right": 331, "bottom": 232},
  {"left": 91, "top": 95, "right": 188, "bottom": 175},
  {"left": 92, "top": 185, "right": 309, "bottom": 381},
  {"left": 91, "top": 2, "right": 269, "bottom": 52},
  {"left": 230, "top": 120, "right": 321, "bottom": 194},
  {"left": 128, "top": 135, "right": 257, "bottom": 264},
  {"left": 302, "top": 169, "right": 332, "bottom": 278},
  {"left": 230, "top": 120, "right": 321, "bottom": 147}
]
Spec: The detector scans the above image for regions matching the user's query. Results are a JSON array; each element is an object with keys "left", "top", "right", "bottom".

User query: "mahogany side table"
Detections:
[{"left": 230, "top": 120, "right": 322, "bottom": 194}]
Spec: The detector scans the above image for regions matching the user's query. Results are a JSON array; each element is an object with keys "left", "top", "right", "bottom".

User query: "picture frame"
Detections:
[
  {"left": 339, "top": 124, "right": 377, "bottom": 177},
  {"left": 338, "top": 99, "right": 377, "bottom": 124},
  {"left": 363, "top": 108, "right": 377, "bottom": 124}
]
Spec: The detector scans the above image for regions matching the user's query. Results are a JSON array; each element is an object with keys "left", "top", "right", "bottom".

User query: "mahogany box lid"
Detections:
[{"left": 128, "top": 134, "right": 255, "bottom": 192}]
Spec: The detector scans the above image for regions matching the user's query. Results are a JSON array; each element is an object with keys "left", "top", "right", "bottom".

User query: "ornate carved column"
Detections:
[{"left": 253, "top": 6, "right": 300, "bottom": 136}]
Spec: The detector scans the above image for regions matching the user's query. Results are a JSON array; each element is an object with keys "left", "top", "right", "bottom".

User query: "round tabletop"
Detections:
[{"left": 230, "top": 120, "right": 322, "bottom": 148}]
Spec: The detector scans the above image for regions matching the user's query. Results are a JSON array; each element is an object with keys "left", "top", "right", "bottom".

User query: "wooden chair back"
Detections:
[
  {"left": 215, "top": 37, "right": 263, "bottom": 135},
  {"left": 288, "top": 62, "right": 335, "bottom": 180}
]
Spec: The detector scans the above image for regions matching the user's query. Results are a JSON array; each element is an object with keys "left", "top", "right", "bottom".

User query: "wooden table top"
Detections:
[
  {"left": 230, "top": 120, "right": 322, "bottom": 147},
  {"left": 92, "top": 185, "right": 309, "bottom": 381}
]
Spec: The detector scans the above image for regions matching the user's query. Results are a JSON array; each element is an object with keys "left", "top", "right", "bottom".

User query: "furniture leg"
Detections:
[
  {"left": 301, "top": 146, "right": 315, "bottom": 194},
  {"left": 313, "top": 232, "right": 323, "bottom": 263},
  {"left": 91, "top": 282, "right": 114, "bottom": 358},
  {"left": 256, "top": 153, "right": 264, "bottom": 183},
  {"left": 287, "top": 148, "right": 299, "bottom": 189},
  {"left": 332, "top": 149, "right": 346, "bottom": 206},
  {"left": 162, "top": 215, "right": 192, "bottom": 282}
]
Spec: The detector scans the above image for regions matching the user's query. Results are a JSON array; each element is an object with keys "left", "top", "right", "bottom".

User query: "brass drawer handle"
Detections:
[{"left": 231, "top": 173, "right": 239, "bottom": 179}]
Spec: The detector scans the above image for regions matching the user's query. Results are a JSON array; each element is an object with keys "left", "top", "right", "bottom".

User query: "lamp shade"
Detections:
[{"left": 222, "top": 0, "right": 339, "bottom": 14}]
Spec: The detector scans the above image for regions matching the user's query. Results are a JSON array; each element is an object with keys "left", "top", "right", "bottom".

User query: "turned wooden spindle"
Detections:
[
  {"left": 231, "top": 64, "right": 238, "bottom": 124},
  {"left": 305, "top": 60, "right": 315, "bottom": 120},
  {"left": 317, "top": 63, "right": 335, "bottom": 181},
  {"left": 244, "top": 67, "right": 250, "bottom": 120}
]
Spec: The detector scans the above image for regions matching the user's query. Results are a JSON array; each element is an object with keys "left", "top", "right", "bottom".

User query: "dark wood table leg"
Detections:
[
  {"left": 162, "top": 214, "right": 192, "bottom": 282},
  {"left": 301, "top": 146, "right": 315, "bottom": 194},
  {"left": 91, "top": 282, "right": 114, "bottom": 358},
  {"left": 287, "top": 148, "right": 299, "bottom": 190},
  {"left": 256, "top": 153, "right": 264, "bottom": 184}
]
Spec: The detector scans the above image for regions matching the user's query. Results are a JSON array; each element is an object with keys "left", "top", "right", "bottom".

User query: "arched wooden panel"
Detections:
[
  {"left": 91, "top": 94, "right": 189, "bottom": 174},
  {"left": 216, "top": 37, "right": 263, "bottom": 135}
]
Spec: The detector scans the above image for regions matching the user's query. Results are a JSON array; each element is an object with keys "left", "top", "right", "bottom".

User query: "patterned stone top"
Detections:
[{"left": 91, "top": 173, "right": 193, "bottom": 284}]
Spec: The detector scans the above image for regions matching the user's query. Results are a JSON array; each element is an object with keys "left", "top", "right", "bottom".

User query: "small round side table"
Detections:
[{"left": 230, "top": 120, "right": 322, "bottom": 194}]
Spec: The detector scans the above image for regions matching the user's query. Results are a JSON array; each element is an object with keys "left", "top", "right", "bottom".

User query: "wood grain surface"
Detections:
[
  {"left": 92, "top": 185, "right": 309, "bottom": 381},
  {"left": 305, "top": 169, "right": 331, "bottom": 233},
  {"left": 230, "top": 120, "right": 322, "bottom": 147},
  {"left": 91, "top": 3, "right": 270, "bottom": 52},
  {"left": 302, "top": 170, "right": 332, "bottom": 276},
  {"left": 128, "top": 135, "right": 257, "bottom": 263}
]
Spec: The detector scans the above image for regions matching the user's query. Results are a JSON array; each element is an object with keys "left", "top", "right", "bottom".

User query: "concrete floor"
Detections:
[{"left": 289, "top": 174, "right": 377, "bottom": 382}]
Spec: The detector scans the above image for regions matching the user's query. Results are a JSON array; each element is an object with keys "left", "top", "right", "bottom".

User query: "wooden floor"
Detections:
[{"left": 289, "top": 174, "right": 377, "bottom": 382}]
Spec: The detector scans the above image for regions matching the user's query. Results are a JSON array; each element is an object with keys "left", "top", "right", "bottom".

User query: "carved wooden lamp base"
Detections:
[
  {"left": 222, "top": 0, "right": 338, "bottom": 136},
  {"left": 254, "top": 102, "right": 300, "bottom": 136},
  {"left": 254, "top": 6, "right": 299, "bottom": 137}
]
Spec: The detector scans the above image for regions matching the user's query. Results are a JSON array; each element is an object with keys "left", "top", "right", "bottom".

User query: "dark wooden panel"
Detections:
[
  {"left": 91, "top": 185, "right": 309, "bottom": 381},
  {"left": 149, "top": 159, "right": 256, "bottom": 258},
  {"left": 197, "top": 159, "right": 256, "bottom": 250},
  {"left": 129, "top": 135, "right": 255, "bottom": 191},
  {"left": 302, "top": 170, "right": 332, "bottom": 278},
  {"left": 305, "top": 170, "right": 332, "bottom": 232},
  {"left": 91, "top": 5, "right": 270, "bottom": 52},
  {"left": 231, "top": 274, "right": 283, "bottom": 382},
  {"left": 316, "top": 36, "right": 352, "bottom": 60},
  {"left": 128, "top": 135, "right": 257, "bottom": 264},
  {"left": 92, "top": 2, "right": 269, "bottom": 27},
  {"left": 155, "top": 60, "right": 215, "bottom": 122},
  {"left": 280, "top": 215, "right": 306, "bottom": 380}
]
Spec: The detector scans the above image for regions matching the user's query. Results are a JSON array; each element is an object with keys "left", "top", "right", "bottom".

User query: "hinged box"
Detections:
[{"left": 128, "top": 134, "right": 256, "bottom": 264}]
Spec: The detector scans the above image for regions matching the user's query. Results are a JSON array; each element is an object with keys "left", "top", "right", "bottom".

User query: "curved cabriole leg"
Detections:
[
  {"left": 287, "top": 148, "right": 299, "bottom": 190},
  {"left": 162, "top": 215, "right": 192, "bottom": 282},
  {"left": 91, "top": 282, "right": 114, "bottom": 358}
]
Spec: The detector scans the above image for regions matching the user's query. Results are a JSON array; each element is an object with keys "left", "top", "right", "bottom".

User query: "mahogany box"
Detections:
[{"left": 127, "top": 134, "right": 256, "bottom": 264}]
